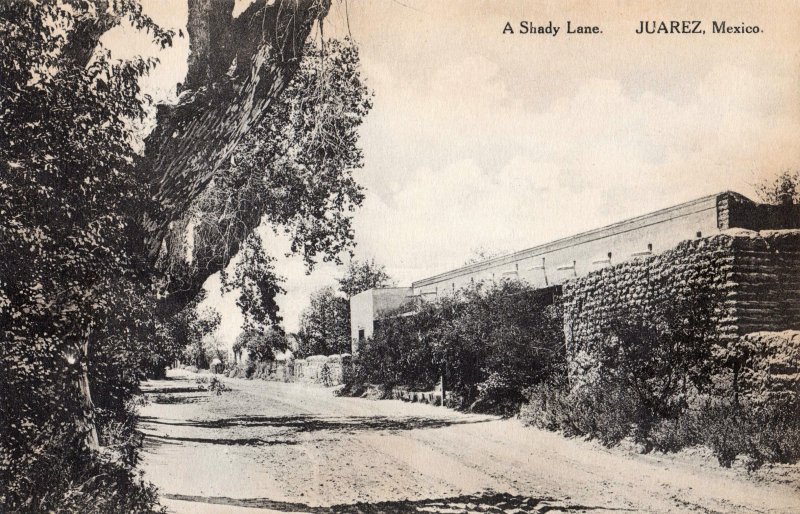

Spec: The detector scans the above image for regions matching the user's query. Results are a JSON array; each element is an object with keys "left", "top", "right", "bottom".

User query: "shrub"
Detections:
[
  {"left": 658, "top": 399, "right": 800, "bottom": 469},
  {"left": 523, "top": 379, "right": 800, "bottom": 469},
  {"left": 244, "top": 360, "right": 257, "bottom": 379},
  {"left": 207, "top": 376, "right": 228, "bottom": 395},
  {"left": 1, "top": 415, "right": 164, "bottom": 513},
  {"left": 522, "top": 377, "right": 639, "bottom": 446},
  {"left": 342, "top": 281, "right": 565, "bottom": 415}
]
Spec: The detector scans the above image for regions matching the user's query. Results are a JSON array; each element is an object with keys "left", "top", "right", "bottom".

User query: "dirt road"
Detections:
[{"left": 138, "top": 370, "right": 798, "bottom": 513}]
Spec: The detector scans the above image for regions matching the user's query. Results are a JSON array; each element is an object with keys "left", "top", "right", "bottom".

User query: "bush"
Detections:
[
  {"left": 522, "top": 379, "right": 800, "bottom": 469},
  {"left": 522, "top": 377, "right": 639, "bottom": 446},
  {"left": 1, "top": 412, "right": 164, "bottom": 513},
  {"left": 341, "top": 281, "right": 565, "bottom": 415},
  {"left": 652, "top": 399, "right": 800, "bottom": 469}
]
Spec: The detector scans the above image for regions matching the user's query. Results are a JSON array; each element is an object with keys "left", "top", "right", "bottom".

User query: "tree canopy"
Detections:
[
  {"left": 297, "top": 286, "right": 351, "bottom": 357},
  {"left": 337, "top": 258, "right": 393, "bottom": 297},
  {"left": 756, "top": 170, "right": 800, "bottom": 205},
  {"left": 297, "top": 258, "right": 393, "bottom": 357}
]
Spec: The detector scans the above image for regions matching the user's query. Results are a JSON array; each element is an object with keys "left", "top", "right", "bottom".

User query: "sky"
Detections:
[{"left": 107, "top": 0, "right": 800, "bottom": 340}]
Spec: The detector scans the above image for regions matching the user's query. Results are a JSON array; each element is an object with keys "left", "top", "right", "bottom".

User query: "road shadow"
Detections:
[
  {"left": 149, "top": 394, "right": 209, "bottom": 405},
  {"left": 164, "top": 491, "right": 632, "bottom": 513},
  {"left": 144, "top": 387, "right": 205, "bottom": 394},
  {"left": 144, "top": 433, "right": 299, "bottom": 447},
  {"left": 139, "top": 414, "right": 492, "bottom": 434}
]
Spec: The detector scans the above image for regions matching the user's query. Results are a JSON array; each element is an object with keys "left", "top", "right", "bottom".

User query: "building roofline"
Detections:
[
  {"left": 351, "top": 286, "right": 413, "bottom": 299},
  {"left": 412, "top": 191, "right": 750, "bottom": 288}
]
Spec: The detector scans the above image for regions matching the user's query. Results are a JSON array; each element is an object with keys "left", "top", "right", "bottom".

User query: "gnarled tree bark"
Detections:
[{"left": 140, "top": 0, "right": 330, "bottom": 311}]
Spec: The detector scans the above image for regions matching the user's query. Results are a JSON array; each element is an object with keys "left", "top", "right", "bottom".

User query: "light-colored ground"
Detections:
[{"left": 139, "top": 369, "right": 799, "bottom": 513}]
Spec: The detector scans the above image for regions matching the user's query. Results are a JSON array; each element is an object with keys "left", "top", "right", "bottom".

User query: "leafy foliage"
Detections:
[
  {"left": 296, "top": 286, "right": 351, "bottom": 357},
  {"left": 756, "top": 169, "right": 800, "bottom": 205},
  {"left": 337, "top": 258, "right": 393, "bottom": 297},
  {"left": 179, "top": 306, "right": 222, "bottom": 370},
  {"left": 520, "top": 276, "right": 800, "bottom": 468},
  {"left": 181, "top": 38, "right": 372, "bottom": 299},
  {"left": 0, "top": 1, "right": 369, "bottom": 508},
  {"left": 522, "top": 378, "right": 800, "bottom": 468},
  {"left": 235, "top": 326, "right": 288, "bottom": 363},
  {"left": 345, "top": 281, "right": 565, "bottom": 415},
  {"left": 595, "top": 285, "right": 721, "bottom": 424},
  {"left": 297, "top": 257, "right": 393, "bottom": 358},
  {"left": 0, "top": 2, "right": 175, "bottom": 509},
  {"left": 221, "top": 232, "right": 285, "bottom": 332}
]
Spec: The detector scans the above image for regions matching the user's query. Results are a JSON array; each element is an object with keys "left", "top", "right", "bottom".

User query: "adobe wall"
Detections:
[
  {"left": 293, "top": 354, "right": 350, "bottom": 386},
  {"left": 562, "top": 229, "right": 800, "bottom": 384},
  {"left": 413, "top": 193, "right": 722, "bottom": 296},
  {"left": 737, "top": 331, "right": 800, "bottom": 405},
  {"left": 227, "top": 354, "right": 351, "bottom": 386}
]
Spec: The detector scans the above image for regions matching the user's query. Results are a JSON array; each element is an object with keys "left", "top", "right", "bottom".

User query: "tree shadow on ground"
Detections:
[
  {"left": 144, "top": 387, "right": 205, "bottom": 394},
  {"left": 139, "top": 414, "right": 492, "bottom": 434},
  {"left": 144, "top": 434, "right": 299, "bottom": 447},
  {"left": 149, "top": 393, "right": 208, "bottom": 405},
  {"left": 164, "top": 491, "right": 633, "bottom": 513}
]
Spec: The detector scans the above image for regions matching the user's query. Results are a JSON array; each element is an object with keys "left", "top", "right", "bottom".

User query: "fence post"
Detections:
[{"left": 439, "top": 374, "right": 445, "bottom": 407}]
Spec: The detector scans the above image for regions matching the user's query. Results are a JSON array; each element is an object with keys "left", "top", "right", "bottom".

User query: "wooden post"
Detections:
[{"left": 439, "top": 374, "right": 445, "bottom": 407}]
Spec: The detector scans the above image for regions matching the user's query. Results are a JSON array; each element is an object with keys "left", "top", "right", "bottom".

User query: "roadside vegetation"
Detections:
[
  {"left": 1, "top": 1, "right": 370, "bottom": 510},
  {"left": 342, "top": 264, "right": 800, "bottom": 469},
  {"left": 342, "top": 280, "right": 564, "bottom": 416}
]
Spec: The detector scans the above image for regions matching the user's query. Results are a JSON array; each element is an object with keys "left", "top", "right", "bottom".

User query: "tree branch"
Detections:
[{"left": 139, "top": 0, "right": 330, "bottom": 306}]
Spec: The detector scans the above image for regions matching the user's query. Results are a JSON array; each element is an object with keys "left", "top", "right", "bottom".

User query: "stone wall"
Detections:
[
  {"left": 293, "top": 354, "right": 350, "bottom": 386},
  {"left": 227, "top": 353, "right": 351, "bottom": 386},
  {"left": 562, "top": 229, "right": 800, "bottom": 385},
  {"left": 737, "top": 331, "right": 800, "bottom": 405}
]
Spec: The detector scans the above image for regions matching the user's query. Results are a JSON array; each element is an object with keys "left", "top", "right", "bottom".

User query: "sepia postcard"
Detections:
[{"left": 1, "top": 1, "right": 799, "bottom": 513}]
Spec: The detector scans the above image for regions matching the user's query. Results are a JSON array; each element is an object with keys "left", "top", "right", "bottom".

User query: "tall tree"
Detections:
[
  {"left": 0, "top": 1, "right": 175, "bottom": 508},
  {"left": 144, "top": 1, "right": 371, "bottom": 315},
  {"left": 297, "top": 286, "right": 351, "bottom": 357}
]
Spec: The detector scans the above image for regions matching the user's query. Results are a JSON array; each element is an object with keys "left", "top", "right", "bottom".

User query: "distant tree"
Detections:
[
  {"left": 235, "top": 326, "right": 287, "bottom": 363},
  {"left": 181, "top": 307, "right": 221, "bottom": 369},
  {"left": 297, "top": 287, "right": 351, "bottom": 357},
  {"left": 204, "top": 333, "right": 228, "bottom": 365},
  {"left": 337, "top": 258, "right": 393, "bottom": 297},
  {"left": 756, "top": 170, "right": 800, "bottom": 205}
]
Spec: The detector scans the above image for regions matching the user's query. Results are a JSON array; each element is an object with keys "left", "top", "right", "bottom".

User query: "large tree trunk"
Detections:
[
  {"left": 74, "top": 328, "right": 99, "bottom": 451},
  {"left": 141, "top": 0, "right": 330, "bottom": 310}
]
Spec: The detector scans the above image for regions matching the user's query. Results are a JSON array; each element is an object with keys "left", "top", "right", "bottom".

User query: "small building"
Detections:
[{"left": 349, "top": 287, "right": 415, "bottom": 353}]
